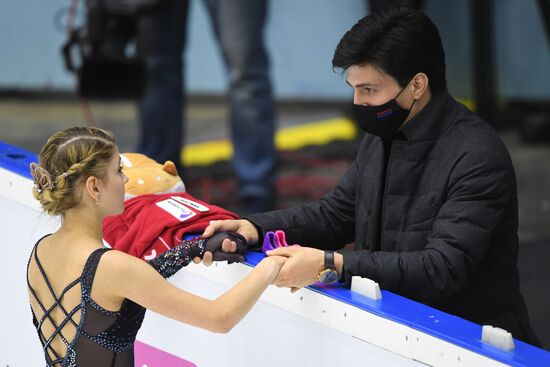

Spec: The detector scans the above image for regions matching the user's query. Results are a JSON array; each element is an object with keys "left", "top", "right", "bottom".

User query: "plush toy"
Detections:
[
  {"left": 105, "top": 153, "right": 241, "bottom": 259},
  {"left": 120, "top": 153, "right": 186, "bottom": 199}
]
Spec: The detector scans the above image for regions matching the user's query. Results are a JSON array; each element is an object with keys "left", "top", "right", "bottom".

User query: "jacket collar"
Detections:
[{"left": 399, "top": 89, "right": 455, "bottom": 142}]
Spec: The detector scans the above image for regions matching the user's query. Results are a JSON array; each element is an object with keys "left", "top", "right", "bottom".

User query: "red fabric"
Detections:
[{"left": 103, "top": 193, "right": 238, "bottom": 260}]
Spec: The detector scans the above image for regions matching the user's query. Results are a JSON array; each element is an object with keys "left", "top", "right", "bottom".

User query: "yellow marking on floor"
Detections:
[
  {"left": 182, "top": 117, "right": 357, "bottom": 166},
  {"left": 276, "top": 117, "right": 357, "bottom": 150},
  {"left": 457, "top": 98, "right": 476, "bottom": 112},
  {"left": 182, "top": 140, "right": 233, "bottom": 166}
]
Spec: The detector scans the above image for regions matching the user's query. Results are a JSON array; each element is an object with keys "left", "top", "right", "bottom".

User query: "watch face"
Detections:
[{"left": 319, "top": 269, "right": 339, "bottom": 284}]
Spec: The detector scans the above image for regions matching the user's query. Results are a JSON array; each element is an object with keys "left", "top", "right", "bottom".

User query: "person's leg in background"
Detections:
[
  {"left": 203, "top": 0, "right": 277, "bottom": 214},
  {"left": 136, "top": 0, "right": 189, "bottom": 176}
]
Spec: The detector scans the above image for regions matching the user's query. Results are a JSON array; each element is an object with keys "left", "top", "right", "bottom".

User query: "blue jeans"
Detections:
[{"left": 137, "top": 0, "right": 276, "bottom": 212}]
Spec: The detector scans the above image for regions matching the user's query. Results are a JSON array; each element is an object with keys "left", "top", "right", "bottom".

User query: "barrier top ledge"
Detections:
[
  {"left": 1, "top": 139, "right": 549, "bottom": 366},
  {"left": 0, "top": 140, "right": 35, "bottom": 179},
  {"left": 245, "top": 250, "right": 550, "bottom": 366}
]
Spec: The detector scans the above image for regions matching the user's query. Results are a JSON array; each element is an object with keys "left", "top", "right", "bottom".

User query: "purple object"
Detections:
[
  {"left": 262, "top": 231, "right": 278, "bottom": 252},
  {"left": 262, "top": 230, "right": 291, "bottom": 253}
]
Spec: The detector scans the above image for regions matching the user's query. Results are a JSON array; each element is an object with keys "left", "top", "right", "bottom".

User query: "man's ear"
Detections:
[
  {"left": 84, "top": 175, "right": 101, "bottom": 202},
  {"left": 411, "top": 72, "right": 429, "bottom": 99}
]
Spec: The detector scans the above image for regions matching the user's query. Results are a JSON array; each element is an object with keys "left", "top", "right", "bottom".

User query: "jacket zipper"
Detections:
[{"left": 377, "top": 140, "right": 394, "bottom": 251}]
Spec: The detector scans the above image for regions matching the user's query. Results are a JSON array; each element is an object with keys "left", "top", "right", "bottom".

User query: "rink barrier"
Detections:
[{"left": 2, "top": 139, "right": 549, "bottom": 367}]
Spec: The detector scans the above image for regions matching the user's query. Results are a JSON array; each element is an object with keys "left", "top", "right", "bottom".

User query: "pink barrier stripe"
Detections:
[{"left": 134, "top": 340, "right": 197, "bottom": 367}]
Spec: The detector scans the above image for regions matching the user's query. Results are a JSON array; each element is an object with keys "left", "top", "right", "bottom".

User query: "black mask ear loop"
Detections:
[
  {"left": 395, "top": 76, "right": 416, "bottom": 106},
  {"left": 408, "top": 98, "right": 417, "bottom": 111},
  {"left": 396, "top": 77, "right": 417, "bottom": 121}
]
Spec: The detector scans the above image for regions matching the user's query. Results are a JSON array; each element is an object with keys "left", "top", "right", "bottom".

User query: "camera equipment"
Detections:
[{"left": 62, "top": 0, "right": 165, "bottom": 100}]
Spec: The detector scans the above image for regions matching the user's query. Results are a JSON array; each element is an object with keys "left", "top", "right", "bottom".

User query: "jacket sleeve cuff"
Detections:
[
  {"left": 340, "top": 250, "right": 373, "bottom": 288},
  {"left": 241, "top": 215, "right": 266, "bottom": 251}
]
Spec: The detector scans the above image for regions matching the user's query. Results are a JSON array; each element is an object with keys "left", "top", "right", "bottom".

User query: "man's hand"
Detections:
[
  {"left": 202, "top": 219, "right": 259, "bottom": 243},
  {"left": 196, "top": 219, "right": 260, "bottom": 266},
  {"left": 192, "top": 234, "right": 239, "bottom": 266},
  {"left": 266, "top": 246, "right": 325, "bottom": 292}
]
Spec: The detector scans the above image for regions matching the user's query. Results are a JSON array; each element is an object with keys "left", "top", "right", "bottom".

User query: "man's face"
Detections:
[{"left": 347, "top": 64, "right": 409, "bottom": 108}]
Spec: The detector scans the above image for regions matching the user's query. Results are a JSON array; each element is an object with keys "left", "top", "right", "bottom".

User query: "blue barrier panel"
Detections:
[{"left": 0, "top": 140, "right": 34, "bottom": 179}]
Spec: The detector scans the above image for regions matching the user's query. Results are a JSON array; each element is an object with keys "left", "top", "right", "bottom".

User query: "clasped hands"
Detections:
[{"left": 201, "top": 219, "right": 326, "bottom": 293}]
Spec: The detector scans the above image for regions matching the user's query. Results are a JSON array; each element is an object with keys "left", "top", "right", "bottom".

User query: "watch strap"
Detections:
[{"left": 324, "top": 251, "right": 335, "bottom": 270}]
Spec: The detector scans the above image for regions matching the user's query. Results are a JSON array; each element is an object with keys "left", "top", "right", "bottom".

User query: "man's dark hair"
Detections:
[{"left": 333, "top": 8, "right": 447, "bottom": 94}]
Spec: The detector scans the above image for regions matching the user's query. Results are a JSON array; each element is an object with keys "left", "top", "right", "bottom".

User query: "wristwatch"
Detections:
[{"left": 318, "top": 251, "right": 339, "bottom": 284}]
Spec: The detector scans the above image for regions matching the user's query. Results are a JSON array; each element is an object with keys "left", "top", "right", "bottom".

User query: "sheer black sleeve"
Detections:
[{"left": 148, "top": 238, "right": 207, "bottom": 278}]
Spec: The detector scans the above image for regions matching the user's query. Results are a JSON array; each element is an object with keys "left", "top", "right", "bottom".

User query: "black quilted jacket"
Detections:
[{"left": 246, "top": 90, "right": 540, "bottom": 345}]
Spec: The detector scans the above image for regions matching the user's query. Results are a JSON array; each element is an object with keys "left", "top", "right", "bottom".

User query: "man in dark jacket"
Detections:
[{"left": 203, "top": 8, "right": 540, "bottom": 345}]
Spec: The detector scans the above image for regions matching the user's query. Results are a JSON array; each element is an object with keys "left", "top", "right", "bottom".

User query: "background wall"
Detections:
[{"left": 0, "top": 0, "right": 548, "bottom": 100}]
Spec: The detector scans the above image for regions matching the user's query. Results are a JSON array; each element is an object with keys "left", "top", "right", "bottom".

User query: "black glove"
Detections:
[{"left": 204, "top": 231, "right": 248, "bottom": 264}]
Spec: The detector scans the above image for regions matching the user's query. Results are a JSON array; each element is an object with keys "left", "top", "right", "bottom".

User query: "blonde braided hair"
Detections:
[{"left": 31, "top": 127, "right": 116, "bottom": 215}]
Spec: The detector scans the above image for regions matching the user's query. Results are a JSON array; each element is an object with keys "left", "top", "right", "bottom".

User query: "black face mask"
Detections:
[{"left": 352, "top": 86, "right": 416, "bottom": 140}]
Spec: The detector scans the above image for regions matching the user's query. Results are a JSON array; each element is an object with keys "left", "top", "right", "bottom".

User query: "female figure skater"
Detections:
[{"left": 27, "top": 127, "right": 285, "bottom": 366}]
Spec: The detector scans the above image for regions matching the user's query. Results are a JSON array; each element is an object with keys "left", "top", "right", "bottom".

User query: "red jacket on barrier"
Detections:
[{"left": 103, "top": 193, "right": 239, "bottom": 260}]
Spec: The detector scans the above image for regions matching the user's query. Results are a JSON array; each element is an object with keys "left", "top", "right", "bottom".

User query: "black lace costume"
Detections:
[{"left": 27, "top": 234, "right": 212, "bottom": 367}]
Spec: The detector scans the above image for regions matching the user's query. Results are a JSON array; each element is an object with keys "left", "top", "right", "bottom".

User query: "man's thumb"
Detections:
[{"left": 202, "top": 221, "right": 218, "bottom": 238}]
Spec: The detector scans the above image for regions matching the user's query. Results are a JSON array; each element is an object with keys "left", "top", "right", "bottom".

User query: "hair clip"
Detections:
[{"left": 30, "top": 162, "right": 55, "bottom": 192}]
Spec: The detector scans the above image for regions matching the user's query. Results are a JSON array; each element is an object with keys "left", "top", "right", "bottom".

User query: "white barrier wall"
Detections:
[{"left": 1, "top": 141, "right": 549, "bottom": 367}]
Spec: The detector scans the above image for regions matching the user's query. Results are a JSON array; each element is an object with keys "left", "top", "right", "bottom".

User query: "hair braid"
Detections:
[{"left": 31, "top": 127, "right": 117, "bottom": 216}]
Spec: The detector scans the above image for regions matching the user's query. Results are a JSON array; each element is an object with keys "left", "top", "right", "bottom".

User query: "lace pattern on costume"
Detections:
[{"left": 148, "top": 238, "right": 207, "bottom": 278}]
